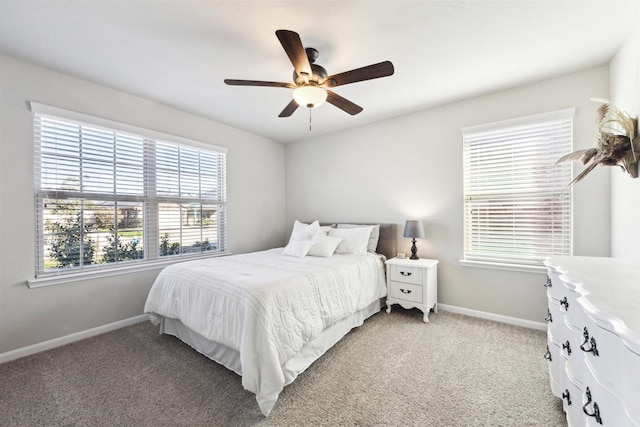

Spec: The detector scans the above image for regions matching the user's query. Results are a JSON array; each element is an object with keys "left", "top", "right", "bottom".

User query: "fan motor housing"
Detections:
[
  {"left": 293, "top": 64, "right": 328, "bottom": 85},
  {"left": 292, "top": 47, "right": 328, "bottom": 85}
]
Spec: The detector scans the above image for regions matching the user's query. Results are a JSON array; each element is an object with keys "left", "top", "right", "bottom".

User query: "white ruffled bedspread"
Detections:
[{"left": 143, "top": 248, "right": 386, "bottom": 415}]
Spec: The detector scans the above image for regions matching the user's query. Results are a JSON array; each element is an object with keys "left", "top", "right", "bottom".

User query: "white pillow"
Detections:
[
  {"left": 308, "top": 233, "right": 343, "bottom": 257},
  {"left": 319, "top": 225, "right": 334, "bottom": 235},
  {"left": 337, "top": 224, "right": 380, "bottom": 253},
  {"left": 289, "top": 220, "right": 321, "bottom": 242},
  {"left": 329, "top": 226, "right": 374, "bottom": 255},
  {"left": 283, "top": 239, "right": 313, "bottom": 257}
]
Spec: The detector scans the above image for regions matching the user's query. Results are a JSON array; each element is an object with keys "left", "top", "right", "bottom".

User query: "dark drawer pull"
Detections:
[
  {"left": 545, "top": 308, "right": 553, "bottom": 322},
  {"left": 580, "top": 327, "right": 599, "bottom": 357},
  {"left": 562, "top": 340, "right": 571, "bottom": 355},
  {"left": 583, "top": 387, "right": 602, "bottom": 424},
  {"left": 545, "top": 276, "right": 552, "bottom": 288},
  {"left": 544, "top": 345, "right": 552, "bottom": 362},
  {"left": 400, "top": 271, "right": 412, "bottom": 277},
  {"left": 560, "top": 297, "right": 569, "bottom": 310},
  {"left": 562, "top": 389, "right": 571, "bottom": 405},
  {"left": 400, "top": 288, "right": 412, "bottom": 294}
]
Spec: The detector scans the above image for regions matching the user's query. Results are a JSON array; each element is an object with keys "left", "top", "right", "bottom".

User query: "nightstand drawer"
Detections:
[
  {"left": 389, "top": 264, "right": 423, "bottom": 285},
  {"left": 389, "top": 281, "right": 423, "bottom": 303}
]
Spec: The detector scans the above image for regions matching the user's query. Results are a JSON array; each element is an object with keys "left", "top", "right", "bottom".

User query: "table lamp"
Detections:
[{"left": 403, "top": 220, "right": 425, "bottom": 260}]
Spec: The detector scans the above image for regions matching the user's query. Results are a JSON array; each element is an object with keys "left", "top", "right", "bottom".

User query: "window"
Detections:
[
  {"left": 462, "top": 109, "right": 574, "bottom": 270},
  {"left": 31, "top": 103, "right": 227, "bottom": 282}
]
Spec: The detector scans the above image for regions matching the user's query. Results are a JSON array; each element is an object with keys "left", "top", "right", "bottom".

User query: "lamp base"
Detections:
[{"left": 410, "top": 239, "right": 419, "bottom": 260}]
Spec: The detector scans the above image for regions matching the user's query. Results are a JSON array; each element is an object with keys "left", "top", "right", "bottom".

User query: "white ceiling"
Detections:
[{"left": 1, "top": 1, "right": 638, "bottom": 144}]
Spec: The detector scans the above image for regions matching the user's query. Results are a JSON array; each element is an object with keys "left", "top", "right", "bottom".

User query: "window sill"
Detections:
[
  {"left": 28, "top": 252, "right": 231, "bottom": 288},
  {"left": 459, "top": 259, "right": 547, "bottom": 274}
]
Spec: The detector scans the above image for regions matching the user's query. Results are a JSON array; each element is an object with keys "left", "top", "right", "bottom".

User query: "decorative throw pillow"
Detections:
[
  {"left": 329, "top": 226, "right": 374, "bottom": 255},
  {"left": 308, "top": 233, "right": 343, "bottom": 257},
  {"left": 283, "top": 239, "right": 313, "bottom": 258},
  {"left": 336, "top": 223, "right": 380, "bottom": 253}
]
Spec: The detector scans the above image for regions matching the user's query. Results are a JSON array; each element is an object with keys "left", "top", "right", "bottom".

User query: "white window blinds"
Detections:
[
  {"left": 462, "top": 109, "right": 574, "bottom": 268},
  {"left": 32, "top": 103, "right": 227, "bottom": 278}
]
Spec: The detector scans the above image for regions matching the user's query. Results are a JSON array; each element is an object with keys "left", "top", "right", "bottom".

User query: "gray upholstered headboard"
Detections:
[
  {"left": 318, "top": 222, "right": 397, "bottom": 260},
  {"left": 375, "top": 223, "right": 397, "bottom": 260}
]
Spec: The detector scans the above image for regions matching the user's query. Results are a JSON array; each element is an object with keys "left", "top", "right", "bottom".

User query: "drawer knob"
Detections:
[
  {"left": 545, "top": 308, "right": 552, "bottom": 323},
  {"left": 544, "top": 276, "right": 552, "bottom": 288},
  {"left": 400, "top": 288, "right": 412, "bottom": 294},
  {"left": 562, "top": 389, "right": 571, "bottom": 405},
  {"left": 543, "top": 345, "right": 552, "bottom": 362},
  {"left": 582, "top": 387, "right": 603, "bottom": 425},
  {"left": 400, "top": 271, "right": 412, "bottom": 277},
  {"left": 562, "top": 340, "right": 571, "bottom": 355},
  {"left": 580, "top": 327, "right": 600, "bottom": 357},
  {"left": 560, "top": 296, "right": 569, "bottom": 310}
]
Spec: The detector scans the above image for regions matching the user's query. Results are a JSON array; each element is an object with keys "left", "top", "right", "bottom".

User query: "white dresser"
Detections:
[{"left": 544, "top": 256, "right": 640, "bottom": 426}]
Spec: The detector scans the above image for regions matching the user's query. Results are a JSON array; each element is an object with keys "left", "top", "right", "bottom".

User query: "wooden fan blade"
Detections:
[
  {"left": 326, "top": 90, "right": 363, "bottom": 115},
  {"left": 323, "top": 61, "right": 394, "bottom": 88},
  {"left": 278, "top": 99, "right": 299, "bottom": 117},
  {"left": 224, "top": 79, "right": 296, "bottom": 88},
  {"left": 275, "top": 29, "right": 312, "bottom": 79}
]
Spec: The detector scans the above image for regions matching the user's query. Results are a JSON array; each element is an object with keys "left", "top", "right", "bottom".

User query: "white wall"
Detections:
[
  {"left": 0, "top": 54, "right": 286, "bottom": 353},
  {"left": 286, "top": 66, "right": 610, "bottom": 323},
  {"left": 610, "top": 21, "right": 640, "bottom": 259},
  {"left": 0, "top": 50, "right": 620, "bottom": 355}
]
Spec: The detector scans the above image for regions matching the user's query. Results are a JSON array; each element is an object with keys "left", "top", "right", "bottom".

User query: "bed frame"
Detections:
[{"left": 159, "top": 222, "right": 397, "bottom": 415}]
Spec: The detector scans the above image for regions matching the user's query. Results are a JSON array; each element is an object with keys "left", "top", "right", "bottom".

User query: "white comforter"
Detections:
[{"left": 144, "top": 248, "right": 386, "bottom": 415}]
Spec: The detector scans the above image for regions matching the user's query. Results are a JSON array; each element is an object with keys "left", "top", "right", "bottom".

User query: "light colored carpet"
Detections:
[{"left": 0, "top": 309, "right": 566, "bottom": 426}]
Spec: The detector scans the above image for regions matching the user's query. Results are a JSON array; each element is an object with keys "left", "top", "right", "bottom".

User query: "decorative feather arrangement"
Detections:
[{"left": 557, "top": 99, "right": 639, "bottom": 188}]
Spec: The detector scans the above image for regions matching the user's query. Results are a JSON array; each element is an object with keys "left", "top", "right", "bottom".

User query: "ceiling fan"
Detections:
[{"left": 224, "top": 30, "right": 394, "bottom": 117}]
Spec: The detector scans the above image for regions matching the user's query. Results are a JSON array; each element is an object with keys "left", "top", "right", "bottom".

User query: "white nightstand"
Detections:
[{"left": 385, "top": 257, "right": 439, "bottom": 322}]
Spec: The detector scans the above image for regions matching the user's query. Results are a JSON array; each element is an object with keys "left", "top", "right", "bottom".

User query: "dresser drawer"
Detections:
[
  {"left": 546, "top": 268, "right": 565, "bottom": 301},
  {"left": 389, "top": 264, "right": 423, "bottom": 285},
  {"left": 564, "top": 364, "right": 585, "bottom": 427},
  {"left": 546, "top": 333, "right": 564, "bottom": 398},
  {"left": 581, "top": 361, "right": 634, "bottom": 427},
  {"left": 389, "top": 281, "right": 423, "bottom": 303}
]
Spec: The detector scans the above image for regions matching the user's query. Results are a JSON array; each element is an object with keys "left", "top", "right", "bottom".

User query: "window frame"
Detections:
[
  {"left": 29, "top": 102, "right": 228, "bottom": 288},
  {"left": 460, "top": 108, "right": 574, "bottom": 272}
]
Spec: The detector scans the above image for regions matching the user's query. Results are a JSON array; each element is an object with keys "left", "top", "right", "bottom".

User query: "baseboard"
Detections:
[
  {"left": 0, "top": 314, "right": 149, "bottom": 364},
  {"left": 438, "top": 304, "right": 547, "bottom": 331},
  {"left": 1, "top": 307, "right": 545, "bottom": 364}
]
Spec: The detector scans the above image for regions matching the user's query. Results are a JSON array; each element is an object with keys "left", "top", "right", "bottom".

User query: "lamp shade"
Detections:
[
  {"left": 403, "top": 220, "right": 425, "bottom": 239},
  {"left": 293, "top": 85, "right": 327, "bottom": 108}
]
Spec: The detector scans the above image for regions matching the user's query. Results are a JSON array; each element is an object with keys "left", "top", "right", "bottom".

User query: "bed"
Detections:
[{"left": 144, "top": 221, "right": 396, "bottom": 416}]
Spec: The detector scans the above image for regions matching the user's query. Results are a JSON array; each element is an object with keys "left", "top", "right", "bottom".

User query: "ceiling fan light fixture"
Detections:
[
  {"left": 293, "top": 85, "right": 327, "bottom": 108},
  {"left": 225, "top": 30, "right": 394, "bottom": 117}
]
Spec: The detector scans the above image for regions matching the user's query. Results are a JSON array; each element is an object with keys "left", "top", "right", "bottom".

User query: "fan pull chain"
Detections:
[{"left": 309, "top": 108, "right": 312, "bottom": 131}]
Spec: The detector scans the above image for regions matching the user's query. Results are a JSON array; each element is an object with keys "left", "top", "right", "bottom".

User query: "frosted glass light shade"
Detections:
[{"left": 293, "top": 86, "right": 327, "bottom": 108}]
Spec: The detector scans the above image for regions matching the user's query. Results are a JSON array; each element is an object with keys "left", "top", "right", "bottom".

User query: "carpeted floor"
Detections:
[{"left": 0, "top": 309, "right": 566, "bottom": 426}]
